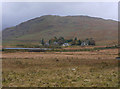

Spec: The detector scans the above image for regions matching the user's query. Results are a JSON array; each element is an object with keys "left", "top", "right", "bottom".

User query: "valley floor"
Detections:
[{"left": 2, "top": 48, "right": 118, "bottom": 87}]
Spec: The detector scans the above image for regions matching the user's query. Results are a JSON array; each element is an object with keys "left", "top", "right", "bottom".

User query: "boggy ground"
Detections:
[{"left": 2, "top": 48, "right": 118, "bottom": 87}]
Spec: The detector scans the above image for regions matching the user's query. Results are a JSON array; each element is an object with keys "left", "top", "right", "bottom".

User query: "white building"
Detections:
[{"left": 62, "top": 43, "right": 71, "bottom": 47}]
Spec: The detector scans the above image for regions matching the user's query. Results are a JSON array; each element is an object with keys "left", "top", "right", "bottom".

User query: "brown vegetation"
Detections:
[{"left": 2, "top": 48, "right": 118, "bottom": 87}]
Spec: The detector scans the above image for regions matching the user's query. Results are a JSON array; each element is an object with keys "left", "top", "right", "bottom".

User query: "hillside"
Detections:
[{"left": 2, "top": 15, "right": 118, "bottom": 46}]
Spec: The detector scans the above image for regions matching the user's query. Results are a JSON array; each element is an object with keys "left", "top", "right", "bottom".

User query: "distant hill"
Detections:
[{"left": 2, "top": 15, "right": 118, "bottom": 46}]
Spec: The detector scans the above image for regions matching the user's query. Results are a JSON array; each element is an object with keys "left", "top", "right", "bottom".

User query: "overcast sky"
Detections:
[{"left": 2, "top": 2, "right": 118, "bottom": 29}]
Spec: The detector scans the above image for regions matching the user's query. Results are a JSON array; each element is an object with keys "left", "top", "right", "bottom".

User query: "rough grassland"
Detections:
[{"left": 2, "top": 49, "right": 118, "bottom": 87}]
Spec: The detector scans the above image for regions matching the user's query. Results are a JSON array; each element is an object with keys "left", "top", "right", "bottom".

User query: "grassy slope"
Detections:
[{"left": 2, "top": 15, "right": 118, "bottom": 46}]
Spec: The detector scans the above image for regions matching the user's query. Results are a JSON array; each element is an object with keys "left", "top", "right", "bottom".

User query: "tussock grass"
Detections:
[{"left": 2, "top": 49, "right": 118, "bottom": 87}]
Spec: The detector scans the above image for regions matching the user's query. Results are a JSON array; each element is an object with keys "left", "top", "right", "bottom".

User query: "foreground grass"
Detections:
[{"left": 2, "top": 49, "right": 118, "bottom": 87}]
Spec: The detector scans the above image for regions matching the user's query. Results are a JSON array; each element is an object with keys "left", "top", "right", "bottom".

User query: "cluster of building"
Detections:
[{"left": 40, "top": 37, "right": 95, "bottom": 47}]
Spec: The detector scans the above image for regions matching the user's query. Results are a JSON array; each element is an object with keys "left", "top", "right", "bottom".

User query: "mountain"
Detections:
[{"left": 2, "top": 15, "right": 118, "bottom": 46}]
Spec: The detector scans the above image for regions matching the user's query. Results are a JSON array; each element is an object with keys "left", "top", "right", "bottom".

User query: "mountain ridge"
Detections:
[{"left": 2, "top": 15, "right": 118, "bottom": 45}]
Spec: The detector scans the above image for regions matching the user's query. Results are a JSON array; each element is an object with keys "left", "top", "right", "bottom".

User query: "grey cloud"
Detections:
[{"left": 2, "top": 2, "right": 118, "bottom": 29}]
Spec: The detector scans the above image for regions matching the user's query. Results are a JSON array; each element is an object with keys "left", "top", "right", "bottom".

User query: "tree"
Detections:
[
  {"left": 58, "top": 37, "right": 65, "bottom": 45},
  {"left": 71, "top": 40, "right": 76, "bottom": 45},
  {"left": 77, "top": 39, "right": 81, "bottom": 45},
  {"left": 41, "top": 38, "right": 45, "bottom": 45},
  {"left": 54, "top": 36, "right": 58, "bottom": 42},
  {"left": 74, "top": 37, "right": 78, "bottom": 45},
  {"left": 74, "top": 37, "right": 77, "bottom": 41},
  {"left": 66, "top": 39, "right": 73, "bottom": 43},
  {"left": 48, "top": 40, "right": 51, "bottom": 44},
  {"left": 59, "top": 37, "right": 64, "bottom": 40},
  {"left": 88, "top": 38, "right": 95, "bottom": 45}
]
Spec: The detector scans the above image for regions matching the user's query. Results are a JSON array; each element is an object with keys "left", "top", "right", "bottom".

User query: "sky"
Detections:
[{"left": 2, "top": 2, "right": 118, "bottom": 29}]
